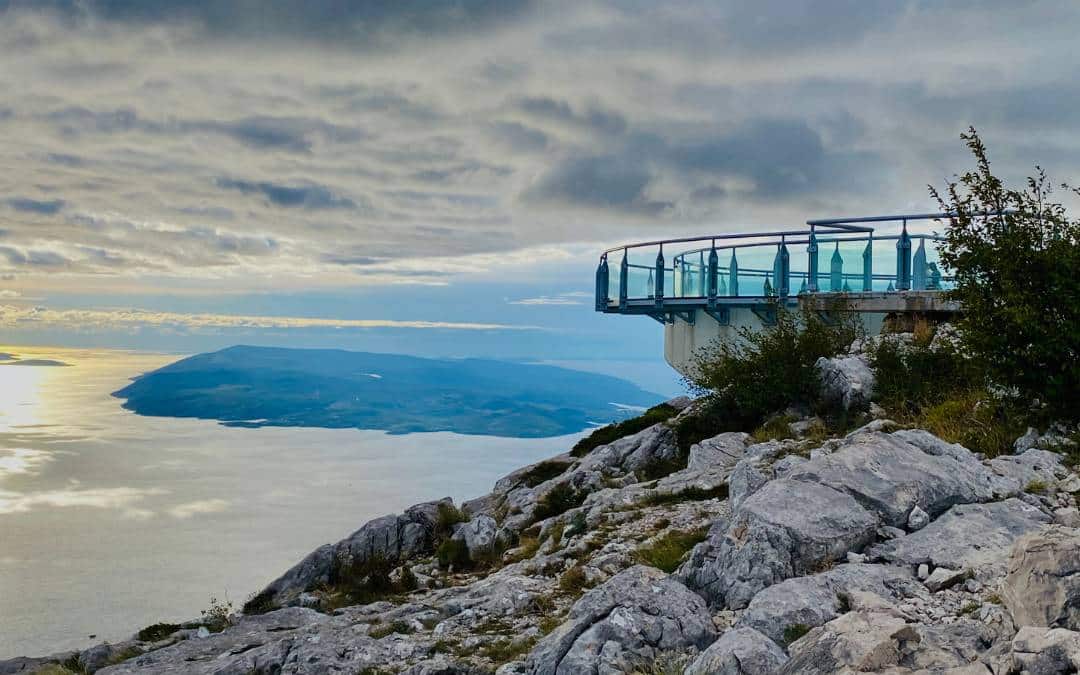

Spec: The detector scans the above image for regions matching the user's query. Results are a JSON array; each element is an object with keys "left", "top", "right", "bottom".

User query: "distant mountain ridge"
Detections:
[{"left": 113, "top": 345, "right": 664, "bottom": 437}]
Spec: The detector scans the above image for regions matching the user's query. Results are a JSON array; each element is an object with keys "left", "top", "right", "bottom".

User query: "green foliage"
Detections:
[
  {"left": 751, "top": 413, "right": 799, "bottom": 442},
  {"left": 436, "top": 538, "right": 471, "bottom": 570},
  {"left": 368, "top": 620, "right": 413, "bottom": 639},
  {"left": 688, "top": 305, "right": 862, "bottom": 431},
  {"left": 398, "top": 565, "right": 419, "bottom": 591},
  {"left": 435, "top": 502, "right": 469, "bottom": 540},
  {"left": 320, "top": 552, "right": 419, "bottom": 608},
  {"left": 635, "top": 528, "right": 709, "bottom": 573},
  {"left": 558, "top": 565, "right": 591, "bottom": 594},
  {"left": 200, "top": 596, "right": 233, "bottom": 633},
  {"left": 931, "top": 127, "right": 1080, "bottom": 419},
  {"left": 533, "top": 482, "right": 587, "bottom": 521},
  {"left": 136, "top": 622, "right": 183, "bottom": 642},
  {"left": 477, "top": 636, "right": 539, "bottom": 664},
  {"left": 783, "top": 623, "right": 812, "bottom": 645},
  {"left": 1025, "top": 479, "right": 1049, "bottom": 494},
  {"left": 639, "top": 484, "right": 728, "bottom": 507},
  {"left": 571, "top": 403, "right": 679, "bottom": 457},
  {"left": 241, "top": 589, "right": 276, "bottom": 615},
  {"left": 565, "top": 510, "right": 588, "bottom": 538},
  {"left": 519, "top": 460, "right": 572, "bottom": 487}
]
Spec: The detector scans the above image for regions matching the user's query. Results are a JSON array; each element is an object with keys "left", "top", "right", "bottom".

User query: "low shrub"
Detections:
[
  {"left": 635, "top": 528, "right": 709, "bottom": 573},
  {"left": 687, "top": 305, "right": 862, "bottom": 433},
  {"left": 558, "top": 565, "right": 591, "bottom": 594},
  {"left": 751, "top": 413, "right": 798, "bottom": 443},
  {"left": 200, "top": 596, "right": 233, "bottom": 633},
  {"left": 477, "top": 636, "right": 539, "bottom": 665},
  {"left": 571, "top": 403, "right": 679, "bottom": 457},
  {"left": 369, "top": 620, "right": 413, "bottom": 639},
  {"left": 533, "top": 482, "right": 587, "bottom": 522},
  {"left": 640, "top": 485, "right": 727, "bottom": 507},
  {"left": 519, "top": 460, "right": 571, "bottom": 487},
  {"left": 136, "top": 622, "right": 183, "bottom": 642},
  {"left": 436, "top": 538, "right": 471, "bottom": 570},
  {"left": 241, "top": 589, "right": 276, "bottom": 615},
  {"left": 783, "top": 623, "right": 812, "bottom": 645},
  {"left": 435, "top": 503, "right": 469, "bottom": 540}
]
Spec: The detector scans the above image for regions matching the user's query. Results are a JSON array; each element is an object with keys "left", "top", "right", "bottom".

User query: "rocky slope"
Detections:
[{"left": 7, "top": 343, "right": 1080, "bottom": 675}]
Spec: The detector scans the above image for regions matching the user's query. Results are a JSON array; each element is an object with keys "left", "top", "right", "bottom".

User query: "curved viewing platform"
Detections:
[{"left": 594, "top": 212, "right": 963, "bottom": 325}]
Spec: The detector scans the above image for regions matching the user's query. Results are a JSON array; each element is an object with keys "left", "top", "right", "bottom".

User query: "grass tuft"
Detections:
[{"left": 635, "top": 528, "right": 708, "bottom": 573}]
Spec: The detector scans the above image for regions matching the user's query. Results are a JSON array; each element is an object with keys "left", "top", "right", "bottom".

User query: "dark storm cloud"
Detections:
[
  {"left": 2, "top": 0, "right": 535, "bottom": 46},
  {"left": 7, "top": 198, "right": 66, "bottom": 214},
  {"left": 524, "top": 155, "right": 672, "bottom": 215},
  {"left": 215, "top": 178, "right": 357, "bottom": 210}
]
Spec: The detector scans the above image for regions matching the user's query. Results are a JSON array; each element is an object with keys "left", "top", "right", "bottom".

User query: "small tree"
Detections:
[{"left": 930, "top": 128, "right": 1080, "bottom": 418}]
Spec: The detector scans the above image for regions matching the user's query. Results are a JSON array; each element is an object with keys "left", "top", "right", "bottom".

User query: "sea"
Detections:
[{"left": 0, "top": 346, "right": 680, "bottom": 659}]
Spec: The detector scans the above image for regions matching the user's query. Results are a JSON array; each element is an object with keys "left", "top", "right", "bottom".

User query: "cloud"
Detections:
[
  {"left": 215, "top": 178, "right": 357, "bottom": 210},
  {"left": 0, "top": 486, "right": 164, "bottom": 515},
  {"left": 524, "top": 155, "right": 672, "bottom": 215},
  {"left": 509, "top": 290, "right": 591, "bottom": 305},
  {"left": 7, "top": 197, "right": 66, "bottom": 214},
  {"left": 168, "top": 498, "right": 230, "bottom": 519},
  {"left": 0, "top": 304, "right": 541, "bottom": 331}
]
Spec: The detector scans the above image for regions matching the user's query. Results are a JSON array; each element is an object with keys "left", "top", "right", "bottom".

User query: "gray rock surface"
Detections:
[
  {"left": 452, "top": 515, "right": 500, "bottom": 562},
  {"left": 1002, "top": 526, "right": 1080, "bottom": 630},
  {"left": 1010, "top": 626, "right": 1080, "bottom": 674},
  {"left": 990, "top": 448, "right": 1069, "bottom": 490},
  {"left": 523, "top": 566, "right": 715, "bottom": 675},
  {"left": 815, "top": 354, "right": 875, "bottom": 411},
  {"left": 683, "top": 627, "right": 787, "bottom": 675},
  {"left": 785, "top": 430, "right": 1016, "bottom": 527},
  {"left": 682, "top": 478, "right": 877, "bottom": 609},
  {"left": 687, "top": 431, "right": 750, "bottom": 472},
  {"left": 736, "top": 564, "right": 922, "bottom": 645},
  {"left": 781, "top": 609, "right": 920, "bottom": 674},
  {"left": 869, "top": 499, "right": 1053, "bottom": 577}
]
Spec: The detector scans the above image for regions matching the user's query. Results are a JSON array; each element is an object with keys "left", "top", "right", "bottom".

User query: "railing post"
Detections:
[
  {"left": 729, "top": 250, "right": 739, "bottom": 297},
  {"left": 654, "top": 245, "right": 665, "bottom": 307},
  {"left": 912, "top": 239, "right": 927, "bottom": 290},
  {"left": 595, "top": 254, "right": 609, "bottom": 311},
  {"left": 698, "top": 251, "right": 706, "bottom": 297},
  {"left": 619, "top": 249, "right": 629, "bottom": 309},
  {"left": 862, "top": 236, "right": 873, "bottom": 292},
  {"left": 807, "top": 230, "right": 819, "bottom": 292},
  {"left": 830, "top": 242, "right": 843, "bottom": 292},
  {"left": 779, "top": 241, "right": 790, "bottom": 298},
  {"left": 896, "top": 220, "right": 912, "bottom": 290},
  {"left": 707, "top": 242, "right": 718, "bottom": 304}
]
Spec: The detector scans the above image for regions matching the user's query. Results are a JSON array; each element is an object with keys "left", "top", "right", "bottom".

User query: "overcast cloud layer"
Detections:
[{"left": 1, "top": 0, "right": 1078, "bottom": 343}]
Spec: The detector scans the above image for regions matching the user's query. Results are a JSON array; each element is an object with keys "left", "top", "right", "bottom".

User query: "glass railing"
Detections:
[{"left": 595, "top": 213, "right": 971, "bottom": 310}]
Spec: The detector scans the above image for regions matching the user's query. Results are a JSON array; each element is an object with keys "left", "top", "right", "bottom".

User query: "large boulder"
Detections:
[
  {"left": 523, "top": 566, "right": 715, "bottom": 674},
  {"left": 781, "top": 610, "right": 920, "bottom": 674},
  {"left": 245, "top": 498, "right": 452, "bottom": 610},
  {"left": 868, "top": 498, "right": 1053, "bottom": 578},
  {"left": 815, "top": 354, "right": 875, "bottom": 411},
  {"left": 1010, "top": 626, "right": 1080, "bottom": 674},
  {"left": 736, "top": 564, "right": 922, "bottom": 645},
  {"left": 785, "top": 430, "right": 1017, "bottom": 527},
  {"left": 683, "top": 627, "right": 788, "bottom": 675},
  {"left": 687, "top": 432, "right": 750, "bottom": 472},
  {"left": 680, "top": 478, "right": 878, "bottom": 609},
  {"left": 452, "top": 515, "right": 500, "bottom": 563},
  {"left": 1002, "top": 526, "right": 1080, "bottom": 630},
  {"left": 576, "top": 423, "right": 679, "bottom": 477},
  {"left": 990, "top": 448, "right": 1071, "bottom": 491}
]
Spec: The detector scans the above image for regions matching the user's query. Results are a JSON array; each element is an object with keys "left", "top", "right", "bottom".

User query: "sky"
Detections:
[{"left": 1, "top": 0, "right": 1078, "bottom": 362}]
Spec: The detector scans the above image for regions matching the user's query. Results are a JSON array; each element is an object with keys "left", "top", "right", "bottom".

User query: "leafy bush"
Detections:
[
  {"left": 931, "top": 128, "right": 1080, "bottom": 419},
  {"left": 136, "top": 622, "right": 184, "bottom": 642},
  {"left": 687, "top": 305, "right": 862, "bottom": 432},
  {"left": 571, "top": 403, "right": 679, "bottom": 457},
  {"left": 435, "top": 502, "right": 469, "bottom": 540},
  {"left": 519, "top": 460, "right": 572, "bottom": 487},
  {"left": 639, "top": 484, "right": 727, "bottom": 507},
  {"left": 635, "top": 528, "right": 709, "bottom": 573},
  {"left": 200, "top": 596, "right": 233, "bottom": 633},
  {"left": 436, "top": 538, "right": 471, "bottom": 570},
  {"left": 533, "top": 482, "right": 587, "bottom": 521}
]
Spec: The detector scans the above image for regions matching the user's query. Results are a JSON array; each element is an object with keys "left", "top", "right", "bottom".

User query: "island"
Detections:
[{"left": 112, "top": 345, "right": 665, "bottom": 438}]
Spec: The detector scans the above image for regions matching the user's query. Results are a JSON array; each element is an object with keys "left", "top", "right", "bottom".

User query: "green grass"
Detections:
[
  {"left": 571, "top": 403, "right": 679, "bottom": 457},
  {"left": 519, "top": 460, "right": 572, "bottom": 487},
  {"left": 639, "top": 484, "right": 728, "bottom": 507},
  {"left": 783, "top": 623, "right": 812, "bottom": 645},
  {"left": 136, "top": 622, "right": 184, "bottom": 642},
  {"left": 477, "top": 636, "right": 539, "bottom": 665},
  {"left": 1025, "top": 479, "right": 1049, "bottom": 494},
  {"left": 368, "top": 620, "right": 413, "bottom": 639},
  {"left": 533, "top": 482, "right": 587, "bottom": 522},
  {"left": 635, "top": 528, "right": 708, "bottom": 573},
  {"left": 558, "top": 565, "right": 591, "bottom": 594},
  {"left": 751, "top": 413, "right": 798, "bottom": 442}
]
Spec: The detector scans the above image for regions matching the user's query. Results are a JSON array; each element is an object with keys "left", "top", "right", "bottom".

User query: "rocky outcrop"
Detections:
[
  {"left": 683, "top": 627, "right": 787, "bottom": 675},
  {"left": 687, "top": 432, "right": 750, "bottom": 472},
  {"left": 815, "top": 354, "right": 875, "bottom": 411},
  {"left": 524, "top": 566, "right": 716, "bottom": 675},
  {"left": 1010, "top": 626, "right": 1080, "bottom": 674},
  {"left": 1002, "top": 526, "right": 1080, "bottom": 631},
  {"left": 782, "top": 609, "right": 920, "bottom": 674},
  {"left": 869, "top": 498, "right": 1052, "bottom": 577},
  {"left": 682, "top": 478, "right": 878, "bottom": 608}
]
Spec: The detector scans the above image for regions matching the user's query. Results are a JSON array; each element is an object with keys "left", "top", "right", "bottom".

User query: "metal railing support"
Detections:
[
  {"left": 896, "top": 220, "right": 912, "bottom": 290},
  {"left": 595, "top": 255, "right": 609, "bottom": 310},
  {"left": 654, "top": 245, "right": 665, "bottom": 307},
  {"left": 619, "top": 250, "right": 629, "bottom": 309},
  {"left": 807, "top": 230, "right": 819, "bottom": 292}
]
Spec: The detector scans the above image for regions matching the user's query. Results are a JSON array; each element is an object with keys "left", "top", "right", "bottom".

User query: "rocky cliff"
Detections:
[{"left": 6, "top": 342, "right": 1080, "bottom": 675}]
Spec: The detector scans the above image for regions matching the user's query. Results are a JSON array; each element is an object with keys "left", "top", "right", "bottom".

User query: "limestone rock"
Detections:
[
  {"left": 782, "top": 610, "right": 920, "bottom": 673},
  {"left": 1002, "top": 526, "right": 1080, "bottom": 630},
  {"left": 681, "top": 478, "right": 877, "bottom": 609},
  {"left": 990, "top": 448, "right": 1069, "bottom": 492},
  {"left": 735, "top": 564, "right": 922, "bottom": 645},
  {"left": 523, "top": 566, "right": 715, "bottom": 674},
  {"left": 816, "top": 354, "right": 875, "bottom": 411},
  {"left": 785, "top": 430, "right": 1017, "bottom": 527},
  {"left": 688, "top": 431, "right": 750, "bottom": 472},
  {"left": 869, "top": 499, "right": 1052, "bottom": 578},
  {"left": 452, "top": 515, "right": 499, "bottom": 562},
  {"left": 683, "top": 627, "right": 787, "bottom": 675},
  {"left": 908, "top": 505, "right": 930, "bottom": 531},
  {"left": 924, "top": 567, "right": 967, "bottom": 592},
  {"left": 1010, "top": 626, "right": 1080, "bottom": 674},
  {"left": 728, "top": 458, "right": 771, "bottom": 511}
]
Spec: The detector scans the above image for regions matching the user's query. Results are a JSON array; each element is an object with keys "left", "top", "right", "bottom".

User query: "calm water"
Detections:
[{"left": 0, "top": 347, "right": 580, "bottom": 659}]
